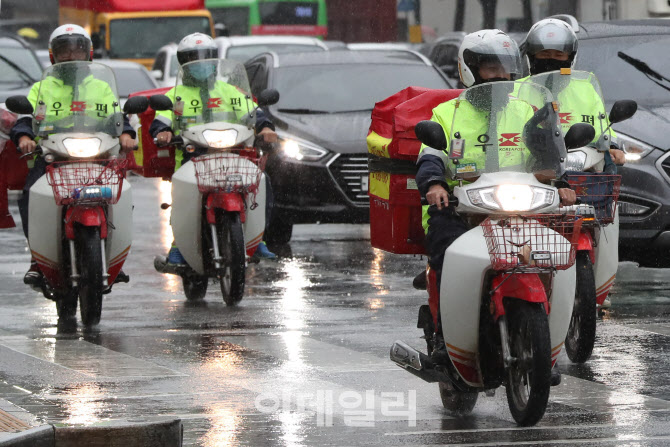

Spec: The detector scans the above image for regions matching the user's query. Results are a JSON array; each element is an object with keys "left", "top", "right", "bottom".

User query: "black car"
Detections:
[
  {"left": 0, "top": 34, "right": 43, "bottom": 103},
  {"left": 574, "top": 20, "right": 670, "bottom": 267},
  {"left": 245, "top": 50, "right": 452, "bottom": 243}
]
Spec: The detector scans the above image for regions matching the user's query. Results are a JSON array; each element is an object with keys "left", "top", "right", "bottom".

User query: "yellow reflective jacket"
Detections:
[
  {"left": 417, "top": 97, "right": 535, "bottom": 232},
  {"left": 155, "top": 81, "right": 256, "bottom": 169}
]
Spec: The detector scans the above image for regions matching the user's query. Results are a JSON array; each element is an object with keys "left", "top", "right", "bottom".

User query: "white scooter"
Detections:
[
  {"left": 390, "top": 81, "right": 595, "bottom": 426},
  {"left": 522, "top": 70, "right": 637, "bottom": 363},
  {"left": 6, "top": 61, "right": 149, "bottom": 325},
  {"left": 151, "top": 59, "right": 279, "bottom": 305}
]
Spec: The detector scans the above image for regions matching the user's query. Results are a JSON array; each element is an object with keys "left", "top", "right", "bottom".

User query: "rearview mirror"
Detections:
[
  {"left": 5, "top": 96, "right": 33, "bottom": 115},
  {"left": 414, "top": 120, "right": 447, "bottom": 151},
  {"left": 257, "top": 89, "right": 280, "bottom": 107},
  {"left": 564, "top": 123, "right": 595, "bottom": 150},
  {"left": 149, "top": 94, "right": 173, "bottom": 111},
  {"left": 150, "top": 69, "right": 163, "bottom": 81},
  {"left": 609, "top": 100, "right": 637, "bottom": 124},
  {"left": 123, "top": 96, "right": 149, "bottom": 115}
]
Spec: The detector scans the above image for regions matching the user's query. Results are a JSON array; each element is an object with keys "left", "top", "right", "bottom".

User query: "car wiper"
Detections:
[
  {"left": 330, "top": 108, "right": 373, "bottom": 114},
  {"left": 0, "top": 54, "right": 38, "bottom": 85},
  {"left": 276, "top": 108, "right": 330, "bottom": 114},
  {"left": 618, "top": 51, "right": 670, "bottom": 92}
]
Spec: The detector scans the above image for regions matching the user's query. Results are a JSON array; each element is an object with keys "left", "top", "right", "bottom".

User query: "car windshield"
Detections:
[
  {"left": 576, "top": 35, "right": 670, "bottom": 105},
  {"left": 226, "top": 44, "right": 324, "bottom": 63},
  {"left": 110, "top": 67, "right": 156, "bottom": 98},
  {"left": 274, "top": 63, "right": 449, "bottom": 113},
  {"left": 109, "top": 17, "right": 212, "bottom": 59},
  {"left": 0, "top": 47, "right": 42, "bottom": 85}
]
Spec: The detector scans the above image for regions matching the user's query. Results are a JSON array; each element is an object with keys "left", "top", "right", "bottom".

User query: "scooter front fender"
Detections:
[
  {"left": 577, "top": 230, "right": 595, "bottom": 264},
  {"left": 64, "top": 206, "right": 107, "bottom": 239},
  {"left": 206, "top": 193, "right": 246, "bottom": 224},
  {"left": 491, "top": 273, "right": 548, "bottom": 321}
]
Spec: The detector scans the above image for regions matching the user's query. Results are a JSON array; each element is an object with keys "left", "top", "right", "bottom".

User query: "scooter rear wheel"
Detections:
[
  {"left": 77, "top": 226, "right": 103, "bottom": 326},
  {"left": 565, "top": 252, "right": 597, "bottom": 363},
  {"left": 438, "top": 381, "right": 478, "bottom": 415},
  {"left": 504, "top": 301, "right": 551, "bottom": 426},
  {"left": 182, "top": 275, "right": 208, "bottom": 301},
  {"left": 55, "top": 289, "right": 78, "bottom": 321},
  {"left": 218, "top": 212, "right": 245, "bottom": 305}
]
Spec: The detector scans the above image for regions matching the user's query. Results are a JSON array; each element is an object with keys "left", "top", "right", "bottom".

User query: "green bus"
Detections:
[{"left": 206, "top": 0, "right": 327, "bottom": 38}]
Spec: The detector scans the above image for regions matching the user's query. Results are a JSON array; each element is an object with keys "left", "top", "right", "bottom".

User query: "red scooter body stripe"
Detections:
[
  {"left": 64, "top": 206, "right": 107, "bottom": 239},
  {"left": 31, "top": 250, "right": 64, "bottom": 288},
  {"left": 577, "top": 231, "right": 595, "bottom": 264},
  {"left": 491, "top": 273, "right": 548, "bottom": 320},
  {"left": 206, "top": 193, "right": 246, "bottom": 224}
]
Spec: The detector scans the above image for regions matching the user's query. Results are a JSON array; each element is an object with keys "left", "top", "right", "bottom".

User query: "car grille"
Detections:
[
  {"left": 660, "top": 153, "right": 670, "bottom": 180},
  {"left": 328, "top": 154, "right": 369, "bottom": 206}
]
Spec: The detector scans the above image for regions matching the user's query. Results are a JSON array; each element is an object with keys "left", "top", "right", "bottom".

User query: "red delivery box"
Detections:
[
  {"left": 0, "top": 106, "right": 27, "bottom": 229},
  {"left": 367, "top": 87, "right": 462, "bottom": 254},
  {"left": 128, "top": 87, "right": 176, "bottom": 180}
]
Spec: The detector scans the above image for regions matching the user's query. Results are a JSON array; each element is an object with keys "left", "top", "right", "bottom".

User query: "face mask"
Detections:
[
  {"left": 530, "top": 57, "right": 571, "bottom": 75},
  {"left": 188, "top": 63, "right": 216, "bottom": 82}
]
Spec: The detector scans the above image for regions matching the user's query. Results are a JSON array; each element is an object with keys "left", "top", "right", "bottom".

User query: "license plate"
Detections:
[{"left": 361, "top": 175, "right": 369, "bottom": 192}]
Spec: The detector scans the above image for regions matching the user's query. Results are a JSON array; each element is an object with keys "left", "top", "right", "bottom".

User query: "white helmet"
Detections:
[
  {"left": 49, "top": 24, "right": 92, "bottom": 64},
  {"left": 458, "top": 29, "right": 522, "bottom": 88},
  {"left": 524, "top": 18, "right": 578, "bottom": 74},
  {"left": 177, "top": 33, "right": 218, "bottom": 65}
]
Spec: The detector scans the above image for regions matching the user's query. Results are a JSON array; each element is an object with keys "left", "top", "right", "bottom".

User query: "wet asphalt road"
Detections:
[{"left": 2, "top": 177, "right": 670, "bottom": 446}]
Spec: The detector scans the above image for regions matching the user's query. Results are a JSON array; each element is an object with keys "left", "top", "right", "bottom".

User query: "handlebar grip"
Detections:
[{"left": 153, "top": 135, "right": 184, "bottom": 147}]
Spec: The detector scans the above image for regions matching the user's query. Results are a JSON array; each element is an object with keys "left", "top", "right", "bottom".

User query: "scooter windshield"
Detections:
[
  {"left": 447, "top": 81, "right": 566, "bottom": 180},
  {"left": 173, "top": 59, "right": 255, "bottom": 132},
  {"left": 519, "top": 69, "right": 610, "bottom": 151},
  {"left": 33, "top": 61, "right": 123, "bottom": 137}
]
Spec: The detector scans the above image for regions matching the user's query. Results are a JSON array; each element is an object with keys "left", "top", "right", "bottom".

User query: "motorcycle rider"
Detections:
[
  {"left": 415, "top": 29, "right": 577, "bottom": 365},
  {"left": 150, "top": 33, "right": 278, "bottom": 265},
  {"left": 10, "top": 24, "right": 137, "bottom": 285},
  {"left": 523, "top": 18, "right": 625, "bottom": 167}
]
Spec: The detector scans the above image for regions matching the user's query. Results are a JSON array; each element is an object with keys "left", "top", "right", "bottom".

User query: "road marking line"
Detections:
[
  {"left": 389, "top": 435, "right": 670, "bottom": 446},
  {"left": 385, "top": 423, "right": 617, "bottom": 436}
]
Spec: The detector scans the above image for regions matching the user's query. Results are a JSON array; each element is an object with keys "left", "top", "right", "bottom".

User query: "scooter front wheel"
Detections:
[
  {"left": 504, "top": 301, "right": 551, "bottom": 426},
  {"left": 565, "top": 252, "right": 597, "bottom": 363},
  {"left": 76, "top": 226, "right": 104, "bottom": 326},
  {"left": 218, "top": 212, "right": 245, "bottom": 305},
  {"left": 438, "top": 381, "right": 478, "bottom": 415}
]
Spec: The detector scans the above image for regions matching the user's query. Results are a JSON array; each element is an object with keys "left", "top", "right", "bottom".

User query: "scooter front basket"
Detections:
[
  {"left": 45, "top": 159, "right": 127, "bottom": 206},
  {"left": 565, "top": 173, "right": 621, "bottom": 225},
  {"left": 481, "top": 214, "right": 582, "bottom": 271},
  {"left": 193, "top": 150, "right": 264, "bottom": 197}
]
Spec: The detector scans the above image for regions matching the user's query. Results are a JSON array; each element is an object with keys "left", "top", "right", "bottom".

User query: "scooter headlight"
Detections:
[
  {"left": 566, "top": 151, "right": 587, "bottom": 171},
  {"left": 63, "top": 137, "right": 102, "bottom": 158},
  {"left": 467, "top": 184, "right": 555, "bottom": 211},
  {"left": 203, "top": 129, "right": 238, "bottom": 148}
]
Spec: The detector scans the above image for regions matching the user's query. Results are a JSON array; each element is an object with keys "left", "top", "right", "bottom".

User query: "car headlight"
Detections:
[
  {"left": 467, "top": 184, "right": 555, "bottom": 211},
  {"left": 280, "top": 138, "right": 328, "bottom": 161},
  {"left": 63, "top": 137, "right": 102, "bottom": 158},
  {"left": 617, "top": 133, "right": 654, "bottom": 162},
  {"left": 566, "top": 151, "right": 587, "bottom": 171},
  {"left": 203, "top": 129, "right": 238, "bottom": 149}
]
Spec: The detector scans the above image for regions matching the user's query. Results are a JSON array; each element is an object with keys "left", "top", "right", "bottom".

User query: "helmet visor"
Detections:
[
  {"left": 51, "top": 35, "right": 91, "bottom": 63},
  {"left": 177, "top": 48, "right": 218, "bottom": 65},
  {"left": 464, "top": 40, "right": 522, "bottom": 79}
]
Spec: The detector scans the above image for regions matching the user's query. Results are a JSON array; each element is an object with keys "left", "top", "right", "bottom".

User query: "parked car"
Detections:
[
  {"left": 0, "top": 34, "right": 43, "bottom": 102},
  {"left": 244, "top": 50, "right": 452, "bottom": 243},
  {"left": 574, "top": 20, "right": 670, "bottom": 267},
  {"left": 35, "top": 49, "right": 51, "bottom": 69},
  {"left": 95, "top": 59, "right": 158, "bottom": 106},
  {"left": 151, "top": 35, "right": 328, "bottom": 88}
]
